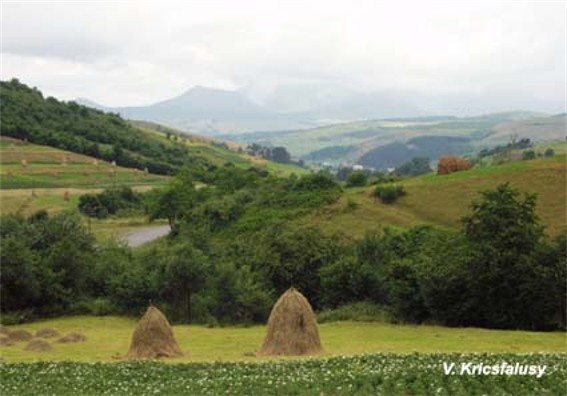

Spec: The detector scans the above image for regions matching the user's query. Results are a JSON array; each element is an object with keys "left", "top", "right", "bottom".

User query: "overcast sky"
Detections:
[{"left": 1, "top": 0, "right": 565, "bottom": 113}]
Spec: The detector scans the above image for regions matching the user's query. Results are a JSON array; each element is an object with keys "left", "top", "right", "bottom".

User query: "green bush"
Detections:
[
  {"left": 522, "top": 149, "right": 536, "bottom": 160},
  {"left": 374, "top": 184, "right": 406, "bottom": 204},
  {"left": 345, "top": 171, "right": 368, "bottom": 187},
  {"left": 317, "top": 302, "right": 390, "bottom": 323}
]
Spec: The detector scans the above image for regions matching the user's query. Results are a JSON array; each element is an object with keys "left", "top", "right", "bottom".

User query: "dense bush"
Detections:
[
  {"left": 1, "top": 174, "right": 564, "bottom": 331},
  {"left": 374, "top": 184, "right": 406, "bottom": 203},
  {"left": 395, "top": 156, "right": 432, "bottom": 177},
  {"left": 345, "top": 171, "right": 368, "bottom": 187},
  {"left": 78, "top": 187, "right": 144, "bottom": 218},
  {"left": 522, "top": 149, "right": 536, "bottom": 160}
]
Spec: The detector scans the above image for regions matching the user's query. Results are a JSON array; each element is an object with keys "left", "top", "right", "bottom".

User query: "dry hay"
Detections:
[
  {"left": 125, "top": 305, "right": 183, "bottom": 359},
  {"left": 36, "top": 328, "right": 61, "bottom": 338},
  {"left": 258, "top": 287, "right": 322, "bottom": 356},
  {"left": 24, "top": 339, "right": 52, "bottom": 352},
  {"left": 57, "top": 332, "right": 87, "bottom": 343},
  {"left": 0, "top": 336, "right": 15, "bottom": 347},
  {"left": 0, "top": 326, "right": 10, "bottom": 335},
  {"left": 7, "top": 330, "right": 33, "bottom": 342}
]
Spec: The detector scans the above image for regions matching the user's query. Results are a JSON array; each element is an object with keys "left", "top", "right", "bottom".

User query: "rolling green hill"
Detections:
[
  {"left": 301, "top": 154, "right": 567, "bottom": 237},
  {"left": 0, "top": 136, "right": 168, "bottom": 215},
  {"left": 0, "top": 79, "right": 306, "bottom": 180},
  {"left": 233, "top": 112, "right": 565, "bottom": 169}
]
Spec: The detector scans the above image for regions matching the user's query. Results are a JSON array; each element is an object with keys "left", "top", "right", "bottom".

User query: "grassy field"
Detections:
[
  {"left": 0, "top": 137, "right": 168, "bottom": 190},
  {"left": 1, "top": 316, "right": 564, "bottom": 363},
  {"left": 0, "top": 186, "right": 160, "bottom": 217},
  {"left": 306, "top": 155, "right": 567, "bottom": 237}
]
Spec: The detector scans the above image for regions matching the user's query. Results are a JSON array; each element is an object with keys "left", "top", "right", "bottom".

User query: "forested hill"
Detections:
[{"left": 0, "top": 79, "right": 215, "bottom": 177}]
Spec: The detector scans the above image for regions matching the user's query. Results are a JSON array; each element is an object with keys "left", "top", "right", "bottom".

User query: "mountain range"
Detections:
[{"left": 76, "top": 85, "right": 421, "bottom": 135}]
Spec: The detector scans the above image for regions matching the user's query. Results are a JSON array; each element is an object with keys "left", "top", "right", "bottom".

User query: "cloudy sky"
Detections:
[{"left": 1, "top": 0, "right": 565, "bottom": 114}]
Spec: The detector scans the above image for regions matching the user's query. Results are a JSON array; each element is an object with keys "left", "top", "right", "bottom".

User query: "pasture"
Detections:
[
  {"left": 1, "top": 317, "right": 565, "bottom": 395},
  {"left": 0, "top": 137, "right": 168, "bottom": 191},
  {"left": 305, "top": 154, "right": 567, "bottom": 237},
  {"left": 1, "top": 316, "right": 564, "bottom": 363}
]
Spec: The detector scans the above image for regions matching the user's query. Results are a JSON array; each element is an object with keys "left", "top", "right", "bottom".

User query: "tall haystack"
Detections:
[
  {"left": 259, "top": 287, "right": 322, "bottom": 356},
  {"left": 125, "top": 305, "right": 183, "bottom": 359}
]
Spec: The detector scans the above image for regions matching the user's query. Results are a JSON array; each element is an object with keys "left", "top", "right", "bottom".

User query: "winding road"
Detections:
[{"left": 121, "top": 225, "right": 171, "bottom": 247}]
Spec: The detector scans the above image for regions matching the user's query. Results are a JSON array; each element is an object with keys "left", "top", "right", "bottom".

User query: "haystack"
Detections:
[
  {"left": 7, "top": 330, "right": 33, "bottom": 342},
  {"left": 259, "top": 287, "right": 322, "bottom": 356},
  {"left": 125, "top": 305, "right": 183, "bottom": 359},
  {"left": 24, "top": 339, "right": 52, "bottom": 352},
  {"left": 57, "top": 332, "right": 87, "bottom": 343},
  {"left": 36, "top": 328, "right": 60, "bottom": 338},
  {"left": 0, "top": 336, "right": 14, "bottom": 347}
]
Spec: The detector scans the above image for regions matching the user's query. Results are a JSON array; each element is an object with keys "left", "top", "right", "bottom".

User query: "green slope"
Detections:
[{"left": 302, "top": 155, "right": 567, "bottom": 237}]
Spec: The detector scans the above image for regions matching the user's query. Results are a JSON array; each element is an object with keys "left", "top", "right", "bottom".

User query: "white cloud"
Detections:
[{"left": 1, "top": 0, "right": 565, "bottom": 112}]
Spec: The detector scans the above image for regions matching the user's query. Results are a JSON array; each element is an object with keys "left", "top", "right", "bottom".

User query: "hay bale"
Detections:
[
  {"left": 125, "top": 305, "right": 183, "bottom": 359},
  {"left": 7, "top": 330, "right": 33, "bottom": 342},
  {"left": 36, "top": 328, "right": 60, "bottom": 338},
  {"left": 0, "top": 336, "right": 14, "bottom": 347},
  {"left": 24, "top": 339, "right": 52, "bottom": 352},
  {"left": 259, "top": 287, "right": 322, "bottom": 356},
  {"left": 57, "top": 332, "right": 87, "bottom": 343}
]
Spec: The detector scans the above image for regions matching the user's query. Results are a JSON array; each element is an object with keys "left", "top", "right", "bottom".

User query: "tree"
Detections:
[
  {"left": 522, "top": 150, "right": 536, "bottom": 160},
  {"left": 396, "top": 157, "right": 431, "bottom": 177},
  {"left": 148, "top": 169, "right": 202, "bottom": 233},
  {"left": 462, "top": 183, "right": 543, "bottom": 254},
  {"left": 461, "top": 183, "right": 549, "bottom": 329},
  {"left": 270, "top": 146, "right": 291, "bottom": 164}
]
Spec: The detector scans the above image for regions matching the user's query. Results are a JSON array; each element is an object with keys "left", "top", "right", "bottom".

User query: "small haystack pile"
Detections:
[
  {"left": 7, "top": 330, "right": 33, "bottom": 342},
  {"left": 36, "top": 328, "right": 60, "bottom": 339},
  {"left": 57, "top": 332, "right": 87, "bottom": 343},
  {"left": 125, "top": 305, "right": 183, "bottom": 359},
  {"left": 0, "top": 336, "right": 14, "bottom": 347},
  {"left": 259, "top": 287, "right": 322, "bottom": 356},
  {"left": 24, "top": 339, "right": 52, "bottom": 352}
]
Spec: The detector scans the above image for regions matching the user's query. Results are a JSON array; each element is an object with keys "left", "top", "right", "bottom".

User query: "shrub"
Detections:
[
  {"left": 345, "top": 171, "right": 368, "bottom": 187},
  {"left": 522, "top": 150, "right": 536, "bottom": 160},
  {"left": 374, "top": 184, "right": 406, "bottom": 204},
  {"left": 544, "top": 148, "right": 555, "bottom": 157},
  {"left": 317, "top": 302, "right": 390, "bottom": 323}
]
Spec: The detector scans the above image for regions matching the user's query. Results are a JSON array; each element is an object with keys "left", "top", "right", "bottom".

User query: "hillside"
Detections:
[
  {"left": 0, "top": 136, "right": 168, "bottom": 214},
  {"left": 132, "top": 120, "right": 308, "bottom": 177},
  {"left": 0, "top": 79, "right": 305, "bottom": 179},
  {"left": 232, "top": 112, "right": 564, "bottom": 169},
  {"left": 301, "top": 154, "right": 567, "bottom": 237}
]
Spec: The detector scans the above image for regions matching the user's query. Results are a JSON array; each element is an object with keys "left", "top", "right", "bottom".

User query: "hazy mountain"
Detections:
[{"left": 76, "top": 84, "right": 424, "bottom": 135}]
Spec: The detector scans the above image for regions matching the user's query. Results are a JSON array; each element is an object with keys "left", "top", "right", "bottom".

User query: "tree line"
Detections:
[{"left": 2, "top": 163, "right": 564, "bottom": 331}]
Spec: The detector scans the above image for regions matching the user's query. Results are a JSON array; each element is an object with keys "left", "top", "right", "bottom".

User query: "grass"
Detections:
[
  {"left": 0, "top": 186, "right": 157, "bottom": 217},
  {"left": 1, "top": 316, "right": 565, "bottom": 363},
  {"left": 0, "top": 137, "right": 168, "bottom": 191},
  {"left": 307, "top": 155, "right": 567, "bottom": 238}
]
